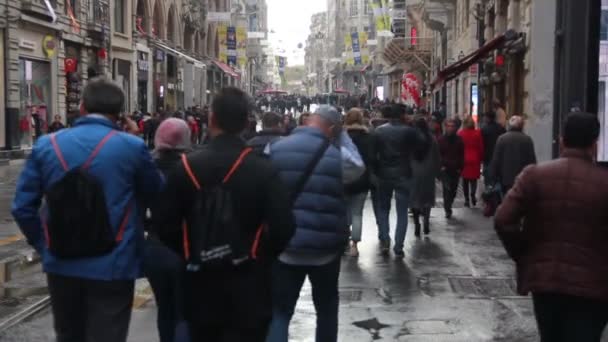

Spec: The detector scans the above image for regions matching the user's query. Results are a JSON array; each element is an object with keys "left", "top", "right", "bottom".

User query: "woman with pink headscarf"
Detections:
[{"left": 144, "top": 118, "right": 192, "bottom": 342}]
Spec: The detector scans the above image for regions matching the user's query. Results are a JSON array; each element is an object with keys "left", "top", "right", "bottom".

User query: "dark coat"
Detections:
[
  {"left": 153, "top": 134, "right": 296, "bottom": 324},
  {"left": 437, "top": 134, "right": 465, "bottom": 174},
  {"left": 481, "top": 121, "right": 506, "bottom": 164},
  {"left": 370, "top": 120, "right": 419, "bottom": 183},
  {"left": 345, "top": 125, "right": 371, "bottom": 195},
  {"left": 495, "top": 149, "right": 608, "bottom": 301},
  {"left": 246, "top": 130, "right": 283, "bottom": 155},
  {"left": 410, "top": 137, "right": 441, "bottom": 209},
  {"left": 489, "top": 130, "right": 537, "bottom": 188},
  {"left": 269, "top": 127, "right": 349, "bottom": 253}
]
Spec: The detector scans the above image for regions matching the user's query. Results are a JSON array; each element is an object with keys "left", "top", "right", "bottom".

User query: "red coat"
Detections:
[{"left": 458, "top": 128, "right": 484, "bottom": 180}]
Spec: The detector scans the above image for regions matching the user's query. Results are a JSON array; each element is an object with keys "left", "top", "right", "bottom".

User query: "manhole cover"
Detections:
[{"left": 448, "top": 277, "right": 518, "bottom": 298}]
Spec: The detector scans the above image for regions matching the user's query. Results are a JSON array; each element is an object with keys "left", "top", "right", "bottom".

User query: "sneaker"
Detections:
[
  {"left": 394, "top": 249, "right": 405, "bottom": 258},
  {"left": 349, "top": 245, "right": 359, "bottom": 257},
  {"left": 472, "top": 197, "right": 478, "bottom": 207}
]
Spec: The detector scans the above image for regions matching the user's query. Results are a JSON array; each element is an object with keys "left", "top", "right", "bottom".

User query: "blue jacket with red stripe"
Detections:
[{"left": 12, "top": 115, "right": 164, "bottom": 280}]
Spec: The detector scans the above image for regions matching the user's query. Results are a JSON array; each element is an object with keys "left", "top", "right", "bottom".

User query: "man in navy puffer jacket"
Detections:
[{"left": 266, "top": 105, "right": 364, "bottom": 342}]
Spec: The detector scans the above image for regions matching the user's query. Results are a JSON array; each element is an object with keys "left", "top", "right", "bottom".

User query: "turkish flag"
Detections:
[{"left": 65, "top": 58, "right": 78, "bottom": 73}]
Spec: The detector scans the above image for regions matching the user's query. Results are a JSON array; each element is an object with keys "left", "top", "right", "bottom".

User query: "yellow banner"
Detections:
[
  {"left": 344, "top": 34, "right": 354, "bottom": 66},
  {"left": 360, "top": 31, "right": 370, "bottom": 65},
  {"left": 218, "top": 24, "right": 228, "bottom": 63},
  {"left": 237, "top": 26, "right": 247, "bottom": 66}
]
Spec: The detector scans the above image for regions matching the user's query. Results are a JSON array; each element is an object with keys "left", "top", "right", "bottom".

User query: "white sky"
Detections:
[{"left": 267, "top": 0, "right": 327, "bottom": 66}]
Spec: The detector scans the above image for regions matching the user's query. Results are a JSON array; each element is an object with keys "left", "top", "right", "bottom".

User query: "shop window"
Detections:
[
  {"left": 114, "top": 0, "right": 125, "bottom": 33},
  {"left": 18, "top": 59, "right": 52, "bottom": 148},
  {"left": 601, "top": 10, "right": 608, "bottom": 41}
]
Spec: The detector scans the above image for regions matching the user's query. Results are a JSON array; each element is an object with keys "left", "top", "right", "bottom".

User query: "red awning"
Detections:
[
  {"left": 213, "top": 60, "right": 240, "bottom": 78},
  {"left": 430, "top": 30, "right": 519, "bottom": 89}
]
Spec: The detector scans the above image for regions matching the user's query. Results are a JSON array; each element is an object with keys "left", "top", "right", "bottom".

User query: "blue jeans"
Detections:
[
  {"left": 376, "top": 181, "right": 411, "bottom": 252},
  {"left": 347, "top": 192, "right": 368, "bottom": 242},
  {"left": 267, "top": 257, "right": 341, "bottom": 342}
]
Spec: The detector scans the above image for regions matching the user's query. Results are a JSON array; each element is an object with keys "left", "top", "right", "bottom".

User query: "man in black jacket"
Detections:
[
  {"left": 153, "top": 87, "right": 296, "bottom": 341},
  {"left": 370, "top": 104, "right": 420, "bottom": 257},
  {"left": 490, "top": 115, "right": 537, "bottom": 195},
  {"left": 481, "top": 111, "right": 506, "bottom": 186},
  {"left": 247, "top": 112, "right": 284, "bottom": 154}
]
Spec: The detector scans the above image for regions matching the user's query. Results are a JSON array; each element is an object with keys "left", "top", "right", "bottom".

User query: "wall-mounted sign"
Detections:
[
  {"left": 155, "top": 49, "right": 165, "bottom": 62},
  {"left": 42, "top": 35, "right": 56, "bottom": 58},
  {"left": 207, "top": 12, "right": 231, "bottom": 22},
  {"left": 19, "top": 39, "right": 36, "bottom": 51}
]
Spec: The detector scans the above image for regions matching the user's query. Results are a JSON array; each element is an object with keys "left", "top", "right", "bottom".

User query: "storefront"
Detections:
[
  {"left": 137, "top": 51, "right": 149, "bottom": 112},
  {"left": 113, "top": 59, "right": 132, "bottom": 113},
  {"left": 64, "top": 43, "right": 82, "bottom": 126},
  {"left": 16, "top": 30, "right": 58, "bottom": 148},
  {"left": 153, "top": 48, "right": 166, "bottom": 112}
]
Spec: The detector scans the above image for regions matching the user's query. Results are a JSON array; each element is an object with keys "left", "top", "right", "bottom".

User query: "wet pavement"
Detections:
[{"left": 0, "top": 191, "right": 545, "bottom": 341}]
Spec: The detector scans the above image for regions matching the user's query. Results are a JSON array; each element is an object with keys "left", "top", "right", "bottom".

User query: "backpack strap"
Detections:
[
  {"left": 115, "top": 199, "right": 133, "bottom": 242},
  {"left": 50, "top": 134, "right": 69, "bottom": 172},
  {"left": 222, "top": 148, "right": 253, "bottom": 184},
  {"left": 181, "top": 154, "right": 201, "bottom": 190},
  {"left": 82, "top": 130, "right": 118, "bottom": 170}
]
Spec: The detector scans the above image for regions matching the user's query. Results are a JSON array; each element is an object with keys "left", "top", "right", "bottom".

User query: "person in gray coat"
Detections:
[
  {"left": 489, "top": 115, "right": 537, "bottom": 195},
  {"left": 410, "top": 117, "right": 441, "bottom": 237}
]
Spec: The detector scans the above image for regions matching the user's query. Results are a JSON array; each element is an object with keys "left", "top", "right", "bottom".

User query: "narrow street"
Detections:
[{"left": 0, "top": 172, "right": 540, "bottom": 341}]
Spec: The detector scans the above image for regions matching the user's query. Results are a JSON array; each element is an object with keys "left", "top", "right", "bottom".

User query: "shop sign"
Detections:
[
  {"left": 469, "top": 64, "right": 478, "bottom": 76},
  {"left": 42, "top": 35, "right": 57, "bottom": 58},
  {"left": 155, "top": 49, "right": 165, "bottom": 62},
  {"left": 138, "top": 58, "right": 149, "bottom": 71}
]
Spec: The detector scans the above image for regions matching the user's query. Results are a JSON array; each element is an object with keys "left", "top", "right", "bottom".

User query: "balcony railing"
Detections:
[
  {"left": 21, "top": 0, "right": 58, "bottom": 19},
  {"left": 88, "top": 0, "right": 109, "bottom": 32}
]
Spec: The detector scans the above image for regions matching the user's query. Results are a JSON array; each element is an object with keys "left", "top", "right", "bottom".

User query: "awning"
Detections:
[
  {"left": 430, "top": 29, "right": 520, "bottom": 89},
  {"left": 213, "top": 60, "right": 240, "bottom": 78},
  {"left": 152, "top": 42, "right": 205, "bottom": 69}
]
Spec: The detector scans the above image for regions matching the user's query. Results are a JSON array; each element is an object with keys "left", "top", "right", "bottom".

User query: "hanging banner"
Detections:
[
  {"left": 226, "top": 26, "right": 237, "bottom": 66},
  {"left": 351, "top": 32, "right": 362, "bottom": 66},
  {"left": 360, "top": 31, "right": 370, "bottom": 65},
  {"left": 401, "top": 73, "right": 421, "bottom": 107},
  {"left": 237, "top": 26, "right": 247, "bottom": 67},
  {"left": 372, "top": 0, "right": 392, "bottom": 36},
  {"left": 218, "top": 24, "right": 228, "bottom": 64},
  {"left": 344, "top": 34, "right": 354, "bottom": 66}
]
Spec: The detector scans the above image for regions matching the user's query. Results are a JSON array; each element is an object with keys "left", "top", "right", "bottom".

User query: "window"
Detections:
[
  {"left": 363, "top": 0, "right": 371, "bottom": 15},
  {"left": 66, "top": 0, "right": 77, "bottom": 17},
  {"left": 350, "top": 0, "right": 358, "bottom": 17},
  {"left": 602, "top": 10, "right": 608, "bottom": 41},
  {"left": 350, "top": 26, "right": 358, "bottom": 33},
  {"left": 114, "top": 0, "right": 125, "bottom": 33}
]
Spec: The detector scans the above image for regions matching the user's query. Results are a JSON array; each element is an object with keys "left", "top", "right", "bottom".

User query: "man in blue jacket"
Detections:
[
  {"left": 12, "top": 78, "right": 164, "bottom": 342},
  {"left": 266, "top": 105, "right": 364, "bottom": 342}
]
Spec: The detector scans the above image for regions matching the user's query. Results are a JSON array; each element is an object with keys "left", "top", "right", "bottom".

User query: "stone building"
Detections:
[{"left": 305, "top": 12, "right": 328, "bottom": 95}]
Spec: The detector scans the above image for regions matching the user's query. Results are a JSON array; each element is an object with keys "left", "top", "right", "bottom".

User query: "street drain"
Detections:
[{"left": 448, "top": 277, "right": 518, "bottom": 298}]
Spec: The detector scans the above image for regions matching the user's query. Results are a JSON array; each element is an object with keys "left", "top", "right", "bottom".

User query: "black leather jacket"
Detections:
[{"left": 370, "top": 120, "right": 419, "bottom": 183}]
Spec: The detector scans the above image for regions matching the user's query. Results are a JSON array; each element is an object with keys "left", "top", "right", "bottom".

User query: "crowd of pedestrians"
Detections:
[{"left": 10, "top": 77, "right": 608, "bottom": 342}]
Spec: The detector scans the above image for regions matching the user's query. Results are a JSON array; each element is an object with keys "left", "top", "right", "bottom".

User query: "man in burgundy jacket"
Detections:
[{"left": 495, "top": 112, "right": 608, "bottom": 342}]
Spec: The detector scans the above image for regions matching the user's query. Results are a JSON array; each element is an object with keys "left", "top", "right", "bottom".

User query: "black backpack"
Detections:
[
  {"left": 45, "top": 131, "right": 132, "bottom": 259},
  {"left": 181, "top": 148, "right": 261, "bottom": 271}
]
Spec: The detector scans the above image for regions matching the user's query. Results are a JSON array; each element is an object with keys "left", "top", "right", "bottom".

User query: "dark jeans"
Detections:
[
  {"left": 462, "top": 178, "right": 478, "bottom": 202},
  {"left": 376, "top": 181, "right": 411, "bottom": 252},
  {"left": 143, "top": 238, "right": 186, "bottom": 342},
  {"left": 533, "top": 292, "right": 608, "bottom": 342},
  {"left": 441, "top": 171, "right": 460, "bottom": 211},
  {"left": 370, "top": 186, "right": 381, "bottom": 227},
  {"left": 47, "top": 273, "right": 134, "bottom": 342},
  {"left": 267, "top": 257, "right": 341, "bottom": 342},
  {"left": 191, "top": 321, "right": 269, "bottom": 342}
]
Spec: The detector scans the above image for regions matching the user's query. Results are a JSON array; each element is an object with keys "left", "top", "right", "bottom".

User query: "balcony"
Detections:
[
  {"left": 21, "top": 0, "right": 58, "bottom": 20},
  {"left": 87, "top": 0, "right": 109, "bottom": 34},
  {"left": 383, "top": 37, "right": 434, "bottom": 71}
]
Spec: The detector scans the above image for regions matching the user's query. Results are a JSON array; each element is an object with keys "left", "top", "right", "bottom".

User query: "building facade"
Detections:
[{"left": 0, "top": 0, "right": 263, "bottom": 151}]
